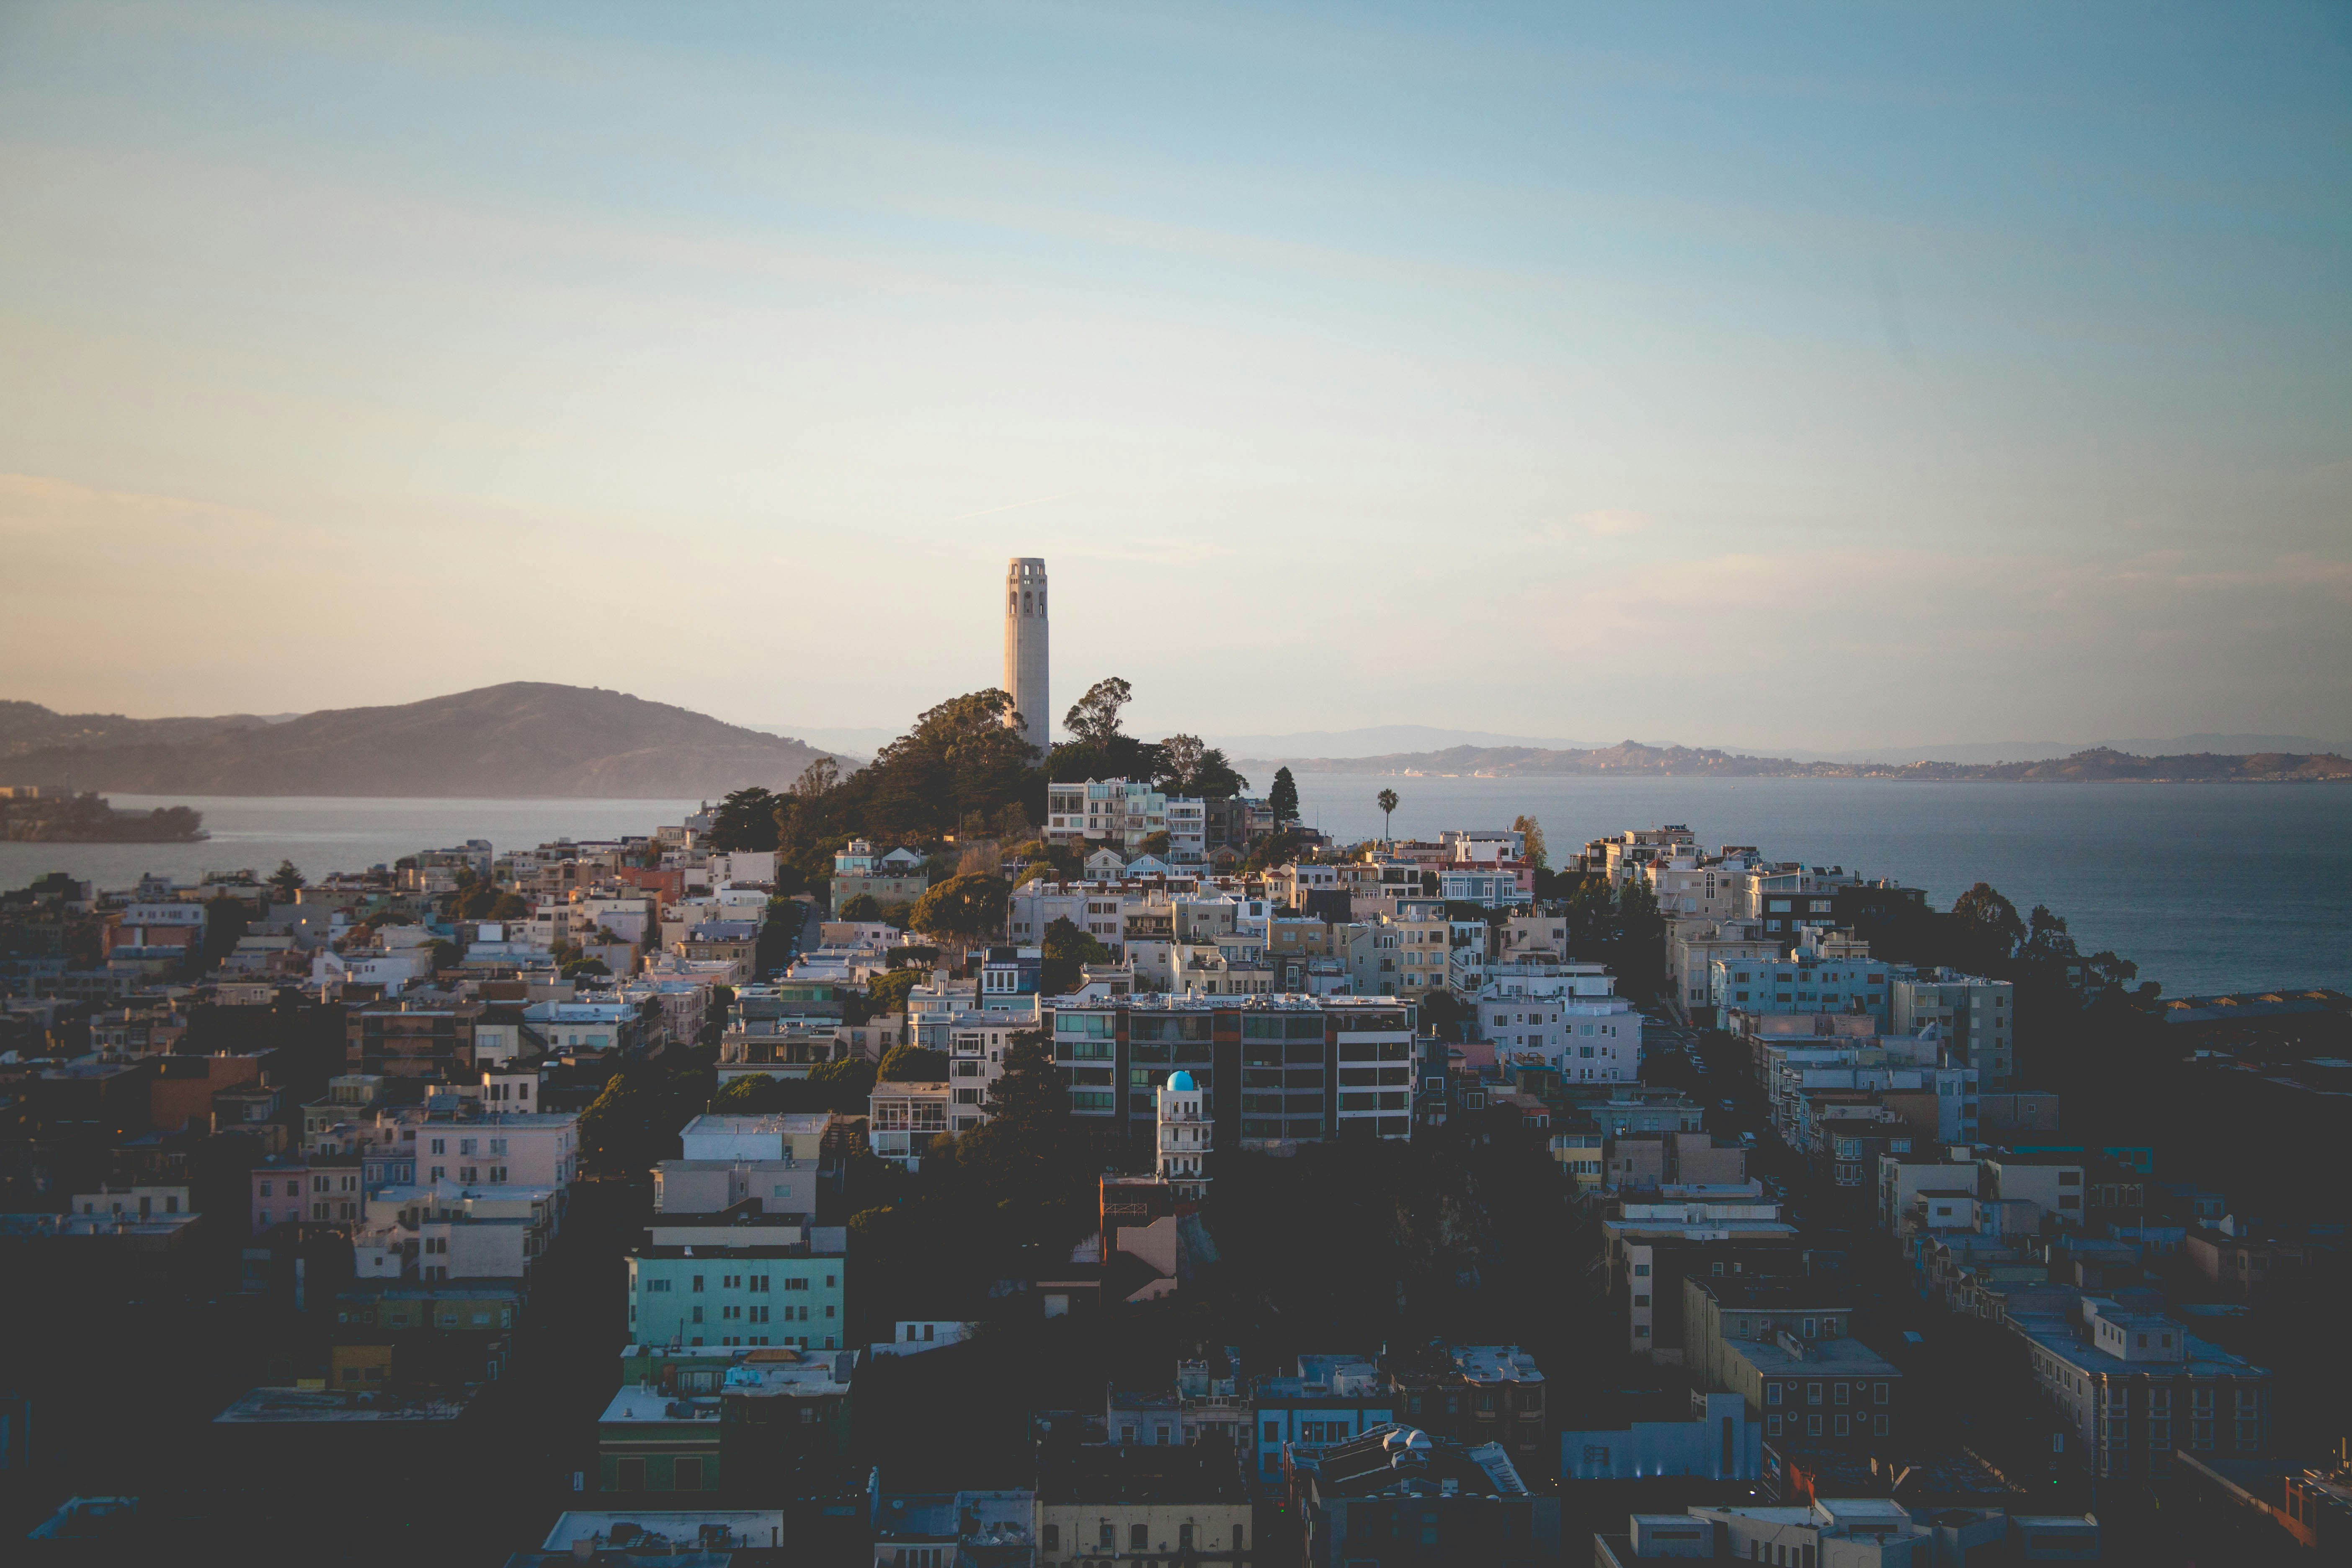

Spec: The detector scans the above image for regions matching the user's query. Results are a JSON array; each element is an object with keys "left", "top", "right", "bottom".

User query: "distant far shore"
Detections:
[{"left": 1242, "top": 743, "right": 2352, "bottom": 785}]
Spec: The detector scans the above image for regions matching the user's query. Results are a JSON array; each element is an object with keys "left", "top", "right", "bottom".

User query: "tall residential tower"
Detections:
[{"left": 1003, "top": 557, "right": 1049, "bottom": 755}]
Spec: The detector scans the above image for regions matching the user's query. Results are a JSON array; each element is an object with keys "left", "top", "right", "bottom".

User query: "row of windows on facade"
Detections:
[
  {"left": 254, "top": 1203, "right": 357, "bottom": 1225},
  {"left": 639, "top": 1272, "right": 837, "bottom": 1292},
  {"left": 1767, "top": 1413, "right": 1889, "bottom": 1439},
  {"left": 1763, "top": 1380, "right": 1890, "bottom": 1406},
  {"left": 1039, "top": 1521, "right": 1243, "bottom": 1551}
]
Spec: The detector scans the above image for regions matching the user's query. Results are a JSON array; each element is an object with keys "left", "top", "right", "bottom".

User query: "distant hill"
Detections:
[
  {"left": 1209, "top": 725, "right": 2352, "bottom": 765},
  {"left": 1207, "top": 724, "right": 1613, "bottom": 758},
  {"left": 0, "top": 700, "right": 275, "bottom": 759},
  {"left": 0, "top": 683, "right": 840, "bottom": 798},
  {"left": 1239, "top": 740, "right": 2352, "bottom": 782}
]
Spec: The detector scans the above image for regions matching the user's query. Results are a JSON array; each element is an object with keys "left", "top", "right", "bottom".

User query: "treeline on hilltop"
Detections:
[{"left": 700, "top": 677, "right": 1258, "bottom": 895}]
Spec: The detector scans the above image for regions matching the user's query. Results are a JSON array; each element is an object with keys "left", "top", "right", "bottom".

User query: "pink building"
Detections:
[{"left": 249, "top": 1154, "right": 363, "bottom": 1231}]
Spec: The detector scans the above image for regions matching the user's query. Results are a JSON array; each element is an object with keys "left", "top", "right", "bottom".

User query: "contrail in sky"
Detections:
[{"left": 944, "top": 491, "right": 1072, "bottom": 522}]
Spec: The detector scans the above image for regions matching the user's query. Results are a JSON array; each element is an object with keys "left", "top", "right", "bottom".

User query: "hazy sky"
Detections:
[{"left": 3, "top": 2, "right": 2347, "bottom": 751}]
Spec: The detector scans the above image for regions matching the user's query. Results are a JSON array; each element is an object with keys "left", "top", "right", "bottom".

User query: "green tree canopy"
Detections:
[
  {"left": 1951, "top": 882, "right": 2026, "bottom": 966},
  {"left": 710, "top": 787, "right": 782, "bottom": 851},
  {"left": 836, "top": 893, "right": 884, "bottom": 922},
  {"left": 1064, "top": 676, "right": 1133, "bottom": 744},
  {"left": 1376, "top": 788, "right": 1400, "bottom": 840},
  {"left": 1511, "top": 814, "right": 1547, "bottom": 870},
  {"left": 878, "top": 1043, "right": 950, "bottom": 1081},
  {"left": 1269, "top": 767, "right": 1300, "bottom": 824},
  {"left": 866, "top": 967, "right": 926, "bottom": 1017},
  {"left": 851, "top": 689, "right": 1042, "bottom": 841},
  {"left": 934, "top": 1028, "right": 1092, "bottom": 1246},
  {"left": 1039, "top": 915, "right": 1110, "bottom": 995},
  {"left": 451, "top": 879, "right": 530, "bottom": 922},
  {"left": 910, "top": 872, "right": 1009, "bottom": 943},
  {"left": 266, "top": 859, "right": 306, "bottom": 900},
  {"left": 1153, "top": 732, "right": 1250, "bottom": 799},
  {"left": 1245, "top": 827, "right": 1307, "bottom": 872}
]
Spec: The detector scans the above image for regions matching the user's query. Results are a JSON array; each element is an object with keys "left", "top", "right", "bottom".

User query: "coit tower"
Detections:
[{"left": 1003, "top": 557, "right": 1050, "bottom": 754}]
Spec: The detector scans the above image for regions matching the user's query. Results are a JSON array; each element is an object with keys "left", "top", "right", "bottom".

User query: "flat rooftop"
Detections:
[
  {"left": 1726, "top": 1336, "right": 1899, "bottom": 1379},
  {"left": 214, "top": 1386, "right": 470, "bottom": 1423},
  {"left": 542, "top": 1512, "right": 784, "bottom": 1551},
  {"left": 678, "top": 1113, "right": 832, "bottom": 1136}
]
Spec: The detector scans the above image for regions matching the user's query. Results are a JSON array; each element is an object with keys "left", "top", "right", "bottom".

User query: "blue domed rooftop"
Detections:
[{"left": 1167, "top": 1070, "right": 1197, "bottom": 1092}]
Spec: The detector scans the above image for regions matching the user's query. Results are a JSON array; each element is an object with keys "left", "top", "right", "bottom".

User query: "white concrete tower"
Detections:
[
  {"left": 1155, "top": 1069, "right": 1211, "bottom": 1201},
  {"left": 1003, "top": 556, "right": 1050, "bottom": 755}
]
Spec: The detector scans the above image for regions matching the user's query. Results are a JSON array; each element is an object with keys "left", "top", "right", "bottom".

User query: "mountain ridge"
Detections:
[
  {"left": 1209, "top": 723, "right": 2351, "bottom": 764},
  {"left": 0, "top": 683, "right": 838, "bottom": 798},
  {"left": 1238, "top": 739, "right": 2352, "bottom": 782}
]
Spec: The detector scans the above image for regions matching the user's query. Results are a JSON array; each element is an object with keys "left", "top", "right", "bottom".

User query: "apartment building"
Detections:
[
  {"left": 1297, "top": 1424, "right": 1557, "bottom": 1568},
  {"left": 1666, "top": 917, "right": 1778, "bottom": 1024},
  {"left": 1046, "top": 779, "right": 1206, "bottom": 857},
  {"left": 1738, "top": 865, "right": 1862, "bottom": 935},
  {"left": 1600, "top": 1191, "right": 1803, "bottom": 1359},
  {"left": 1889, "top": 969, "right": 2018, "bottom": 1091},
  {"left": 912, "top": 1001, "right": 1038, "bottom": 1132},
  {"left": 1466, "top": 960, "right": 1643, "bottom": 1083},
  {"left": 1379, "top": 1344, "right": 1548, "bottom": 1477},
  {"left": 345, "top": 997, "right": 495, "bottom": 1077},
  {"left": 1250, "top": 1355, "right": 1394, "bottom": 1485},
  {"left": 1044, "top": 993, "right": 1418, "bottom": 1145},
  {"left": 1707, "top": 927, "right": 1898, "bottom": 1026},
  {"left": 2019, "top": 1295, "right": 2269, "bottom": 1481},
  {"left": 627, "top": 1242, "right": 845, "bottom": 1351},
  {"left": 1341, "top": 895, "right": 1452, "bottom": 998},
  {"left": 1582, "top": 827, "right": 1697, "bottom": 885},
  {"left": 1034, "top": 1442, "right": 1253, "bottom": 1568}
]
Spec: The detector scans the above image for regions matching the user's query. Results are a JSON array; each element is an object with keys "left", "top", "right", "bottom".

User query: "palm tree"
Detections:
[{"left": 1375, "top": 788, "right": 1400, "bottom": 843}]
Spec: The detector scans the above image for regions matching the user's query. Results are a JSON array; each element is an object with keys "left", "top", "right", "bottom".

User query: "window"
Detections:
[{"left": 1131, "top": 1524, "right": 1149, "bottom": 1549}]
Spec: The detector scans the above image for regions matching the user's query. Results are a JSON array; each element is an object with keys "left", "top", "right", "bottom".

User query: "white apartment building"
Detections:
[
  {"left": 1646, "top": 848, "right": 1767, "bottom": 922},
  {"left": 409, "top": 1111, "right": 580, "bottom": 1189},
  {"left": 1667, "top": 917, "right": 1779, "bottom": 1021},
  {"left": 1889, "top": 970, "right": 2017, "bottom": 1091},
  {"left": 1046, "top": 779, "right": 1201, "bottom": 855},
  {"left": 1708, "top": 929, "right": 1899, "bottom": 1026},
  {"left": 1164, "top": 798, "right": 1207, "bottom": 865},
  {"left": 910, "top": 1000, "right": 1039, "bottom": 1132},
  {"left": 1471, "top": 961, "right": 1643, "bottom": 1082},
  {"left": 1585, "top": 826, "right": 1696, "bottom": 885},
  {"left": 678, "top": 1112, "right": 830, "bottom": 1164},
  {"left": 1007, "top": 883, "right": 1154, "bottom": 949}
]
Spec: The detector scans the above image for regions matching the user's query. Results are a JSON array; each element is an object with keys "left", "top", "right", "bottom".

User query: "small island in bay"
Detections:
[{"left": 0, "top": 787, "right": 206, "bottom": 842}]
